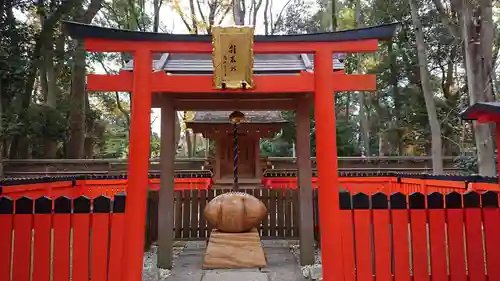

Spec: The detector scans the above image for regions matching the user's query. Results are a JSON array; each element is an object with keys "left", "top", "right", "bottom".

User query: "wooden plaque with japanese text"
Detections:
[{"left": 212, "top": 26, "right": 254, "bottom": 89}]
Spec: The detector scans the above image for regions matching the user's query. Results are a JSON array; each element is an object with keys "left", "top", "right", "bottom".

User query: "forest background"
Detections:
[{"left": 0, "top": 0, "right": 499, "bottom": 175}]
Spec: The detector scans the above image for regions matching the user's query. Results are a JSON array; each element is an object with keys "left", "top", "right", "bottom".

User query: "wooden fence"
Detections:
[
  {"left": 3, "top": 182, "right": 500, "bottom": 280},
  {"left": 145, "top": 188, "right": 302, "bottom": 243},
  {"left": 0, "top": 194, "right": 127, "bottom": 281},
  {"left": 332, "top": 190, "right": 500, "bottom": 280}
]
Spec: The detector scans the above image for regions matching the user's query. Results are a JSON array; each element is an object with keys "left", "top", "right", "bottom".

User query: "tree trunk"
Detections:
[
  {"left": 8, "top": 0, "right": 78, "bottom": 159},
  {"left": 39, "top": 3, "right": 59, "bottom": 158},
  {"left": 67, "top": 0, "right": 103, "bottom": 158},
  {"left": 0, "top": 76, "right": 3, "bottom": 177},
  {"left": 188, "top": 0, "right": 197, "bottom": 33},
  {"left": 409, "top": 0, "right": 444, "bottom": 173},
  {"left": 263, "top": 0, "right": 270, "bottom": 34},
  {"left": 45, "top": 39, "right": 57, "bottom": 108},
  {"left": 460, "top": 0, "right": 496, "bottom": 176},
  {"left": 251, "top": 0, "right": 263, "bottom": 26},
  {"left": 355, "top": 0, "right": 370, "bottom": 156},
  {"left": 233, "top": 0, "right": 245, "bottom": 24},
  {"left": 331, "top": 0, "right": 336, "bottom": 31},
  {"left": 388, "top": 41, "right": 404, "bottom": 155},
  {"left": 67, "top": 39, "right": 87, "bottom": 158},
  {"left": 153, "top": 0, "right": 161, "bottom": 32},
  {"left": 84, "top": 137, "right": 94, "bottom": 158}
]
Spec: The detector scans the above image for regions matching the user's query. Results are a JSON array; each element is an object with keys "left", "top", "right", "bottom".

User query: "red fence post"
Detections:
[
  {"left": 72, "top": 197, "right": 91, "bottom": 281},
  {"left": 53, "top": 197, "right": 72, "bottom": 281},
  {"left": 0, "top": 197, "right": 13, "bottom": 281},
  {"left": 12, "top": 197, "right": 33, "bottom": 281},
  {"left": 33, "top": 197, "right": 52, "bottom": 281},
  {"left": 108, "top": 194, "right": 127, "bottom": 281}
]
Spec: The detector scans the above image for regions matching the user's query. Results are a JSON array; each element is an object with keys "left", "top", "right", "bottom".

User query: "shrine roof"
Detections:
[
  {"left": 122, "top": 53, "right": 345, "bottom": 72},
  {"left": 186, "top": 111, "right": 287, "bottom": 124},
  {"left": 63, "top": 21, "right": 399, "bottom": 43},
  {"left": 461, "top": 102, "right": 500, "bottom": 123}
]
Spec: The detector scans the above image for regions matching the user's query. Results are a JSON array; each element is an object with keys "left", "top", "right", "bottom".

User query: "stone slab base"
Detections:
[
  {"left": 202, "top": 271, "right": 268, "bottom": 281},
  {"left": 202, "top": 228, "right": 267, "bottom": 269}
]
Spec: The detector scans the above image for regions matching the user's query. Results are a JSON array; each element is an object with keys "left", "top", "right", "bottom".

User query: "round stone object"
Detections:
[{"left": 204, "top": 192, "right": 267, "bottom": 233}]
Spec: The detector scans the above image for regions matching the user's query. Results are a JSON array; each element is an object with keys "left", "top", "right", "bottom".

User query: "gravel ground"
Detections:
[
  {"left": 143, "top": 245, "right": 186, "bottom": 281},
  {"left": 290, "top": 244, "right": 322, "bottom": 279}
]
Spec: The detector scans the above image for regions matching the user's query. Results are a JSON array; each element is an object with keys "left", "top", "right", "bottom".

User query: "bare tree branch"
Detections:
[
  {"left": 96, "top": 57, "right": 131, "bottom": 127},
  {"left": 252, "top": 0, "right": 263, "bottom": 26},
  {"left": 431, "top": 0, "right": 460, "bottom": 38},
  {"left": 271, "top": 0, "right": 294, "bottom": 34}
]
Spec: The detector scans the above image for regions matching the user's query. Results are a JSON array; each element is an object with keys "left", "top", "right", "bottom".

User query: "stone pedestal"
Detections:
[{"left": 202, "top": 228, "right": 267, "bottom": 269}]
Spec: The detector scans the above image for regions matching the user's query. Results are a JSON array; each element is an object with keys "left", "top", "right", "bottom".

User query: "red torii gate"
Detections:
[{"left": 64, "top": 21, "right": 398, "bottom": 281}]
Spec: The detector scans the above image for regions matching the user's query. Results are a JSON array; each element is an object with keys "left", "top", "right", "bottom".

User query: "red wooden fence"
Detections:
[
  {"left": 3, "top": 175, "right": 497, "bottom": 200},
  {"left": 337, "top": 190, "right": 500, "bottom": 280},
  {"left": 1, "top": 178, "right": 213, "bottom": 199},
  {"left": 2, "top": 177, "right": 500, "bottom": 281},
  {"left": 264, "top": 176, "right": 500, "bottom": 193},
  {"left": 0, "top": 194, "right": 126, "bottom": 281}
]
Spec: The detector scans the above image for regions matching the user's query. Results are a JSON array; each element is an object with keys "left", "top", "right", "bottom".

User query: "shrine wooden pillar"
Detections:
[
  {"left": 215, "top": 138, "right": 222, "bottom": 180},
  {"left": 497, "top": 125, "right": 500, "bottom": 185},
  {"left": 123, "top": 48, "right": 153, "bottom": 281},
  {"left": 254, "top": 138, "right": 261, "bottom": 178},
  {"left": 158, "top": 96, "right": 176, "bottom": 269},
  {"left": 313, "top": 48, "right": 343, "bottom": 280},
  {"left": 296, "top": 95, "right": 315, "bottom": 265}
]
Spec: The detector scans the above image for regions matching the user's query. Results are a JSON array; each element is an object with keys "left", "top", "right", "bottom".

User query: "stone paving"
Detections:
[{"left": 163, "top": 240, "right": 307, "bottom": 281}]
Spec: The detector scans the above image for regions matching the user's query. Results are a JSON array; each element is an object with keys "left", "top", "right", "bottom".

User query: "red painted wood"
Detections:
[
  {"left": 339, "top": 210, "right": 355, "bottom": 281},
  {"left": 108, "top": 213, "right": 126, "bottom": 281},
  {"left": 33, "top": 214, "right": 52, "bottom": 281},
  {"left": 84, "top": 38, "right": 379, "bottom": 53},
  {"left": 427, "top": 209, "right": 447, "bottom": 280},
  {"left": 372, "top": 209, "right": 392, "bottom": 281},
  {"left": 0, "top": 214, "right": 13, "bottom": 280},
  {"left": 409, "top": 209, "right": 430, "bottom": 281},
  {"left": 87, "top": 72, "right": 377, "bottom": 93},
  {"left": 12, "top": 214, "right": 33, "bottom": 281},
  {"left": 353, "top": 210, "right": 373, "bottom": 281},
  {"left": 464, "top": 208, "right": 487, "bottom": 281},
  {"left": 482, "top": 208, "right": 500, "bottom": 281},
  {"left": 446, "top": 209, "right": 467, "bottom": 281},
  {"left": 314, "top": 48, "right": 343, "bottom": 281},
  {"left": 122, "top": 47, "right": 153, "bottom": 281},
  {"left": 72, "top": 214, "right": 91, "bottom": 281},
  {"left": 53, "top": 214, "right": 71, "bottom": 281},
  {"left": 91, "top": 213, "right": 111, "bottom": 281},
  {"left": 392, "top": 210, "right": 411, "bottom": 281}
]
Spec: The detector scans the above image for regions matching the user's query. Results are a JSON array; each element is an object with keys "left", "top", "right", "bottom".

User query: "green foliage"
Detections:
[
  {"left": 27, "top": 105, "right": 67, "bottom": 140},
  {"left": 100, "top": 124, "right": 129, "bottom": 158},
  {"left": 1, "top": 0, "right": 498, "bottom": 164}
]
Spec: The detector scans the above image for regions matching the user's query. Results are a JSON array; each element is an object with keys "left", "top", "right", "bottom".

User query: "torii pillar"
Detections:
[{"left": 313, "top": 48, "right": 343, "bottom": 279}]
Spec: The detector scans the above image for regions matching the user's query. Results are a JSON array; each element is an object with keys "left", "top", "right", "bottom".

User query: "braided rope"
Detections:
[{"left": 233, "top": 122, "right": 239, "bottom": 190}]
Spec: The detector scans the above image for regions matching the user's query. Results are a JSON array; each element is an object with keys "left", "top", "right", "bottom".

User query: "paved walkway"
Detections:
[{"left": 166, "top": 240, "right": 307, "bottom": 281}]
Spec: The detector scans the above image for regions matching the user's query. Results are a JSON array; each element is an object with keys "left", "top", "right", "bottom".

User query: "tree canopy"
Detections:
[{"left": 1, "top": 0, "right": 498, "bottom": 175}]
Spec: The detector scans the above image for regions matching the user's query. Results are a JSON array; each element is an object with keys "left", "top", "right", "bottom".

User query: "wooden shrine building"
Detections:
[{"left": 186, "top": 111, "right": 287, "bottom": 186}]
